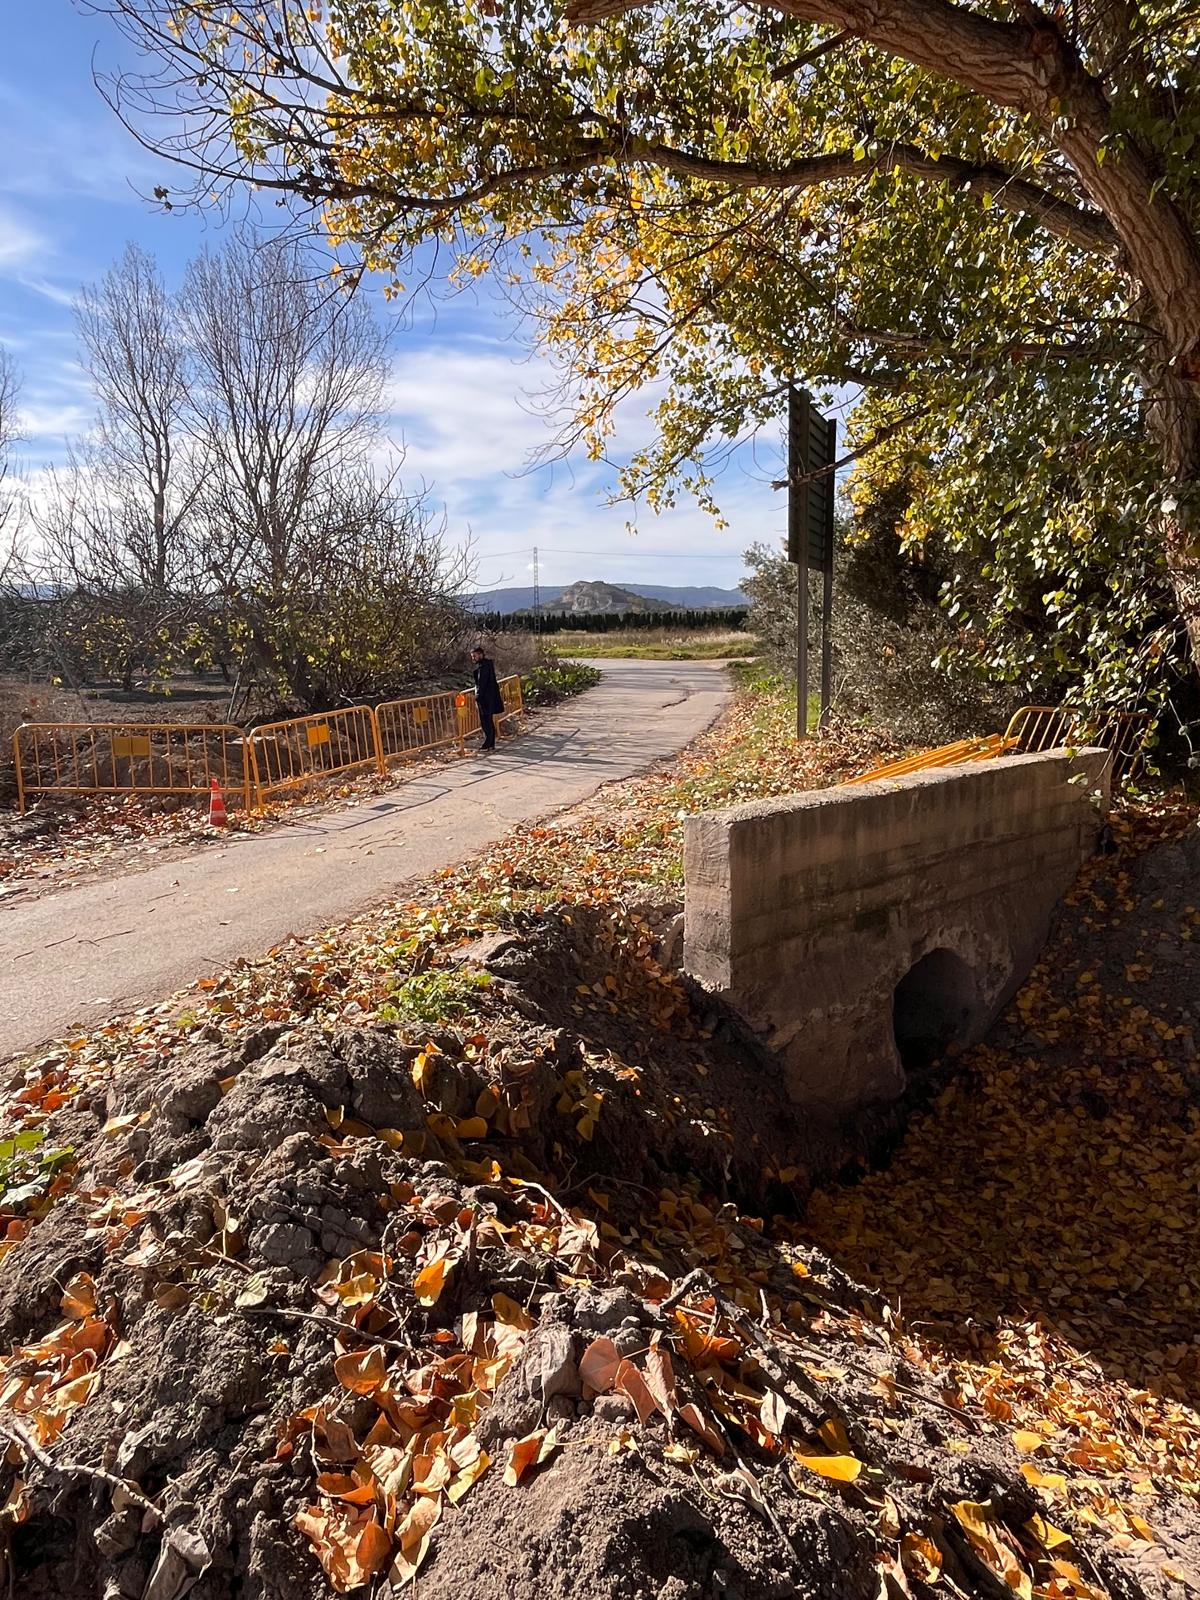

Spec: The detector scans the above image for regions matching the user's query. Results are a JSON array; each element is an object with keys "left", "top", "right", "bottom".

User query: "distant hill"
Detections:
[
  {"left": 469, "top": 581, "right": 750, "bottom": 616},
  {"left": 551, "top": 580, "right": 672, "bottom": 615}
]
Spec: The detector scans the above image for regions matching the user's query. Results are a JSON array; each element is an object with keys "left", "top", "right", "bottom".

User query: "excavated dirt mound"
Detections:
[{"left": 0, "top": 893, "right": 1195, "bottom": 1599}]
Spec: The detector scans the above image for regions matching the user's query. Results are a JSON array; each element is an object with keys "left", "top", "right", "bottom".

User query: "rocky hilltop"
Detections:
[{"left": 548, "top": 580, "right": 673, "bottom": 615}]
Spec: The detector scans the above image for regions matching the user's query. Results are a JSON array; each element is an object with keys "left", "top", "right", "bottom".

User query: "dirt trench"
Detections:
[{"left": 0, "top": 900, "right": 1191, "bottom": 1600}]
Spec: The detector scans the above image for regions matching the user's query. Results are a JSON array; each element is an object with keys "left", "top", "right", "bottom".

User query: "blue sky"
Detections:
[{"left": 0, "top": 4, "right": 784, "bottom": 596}]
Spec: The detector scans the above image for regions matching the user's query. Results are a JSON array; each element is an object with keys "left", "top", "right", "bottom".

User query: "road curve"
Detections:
[{"left": 0, "top": 658, "right": 732, "bottom": 1061}]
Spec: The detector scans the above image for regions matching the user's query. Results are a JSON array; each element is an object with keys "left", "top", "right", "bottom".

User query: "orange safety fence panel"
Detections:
[
  {"left": 12, "top": 722, "right": 252, "bottom": 816},
  {"left": 846, "top": 733, "right": 1013, "bottom": 786},
  {"left": 1004, "top": 705, "right": 1152, "bottom": 785},
  {"left": 454, "top": 675, "right": 524, "bottom": 745},
  {"left": 248, "top": 704, "right": 384, "bottom": 806},
  {"left": 376, "top": 686, "right": 465, "bottom": 763},
  {"left": 500, "top": 674, "right": 524, "bottom": 717},
  {"left": 13, "top": 677, "right": 527, "bottom": 816}
]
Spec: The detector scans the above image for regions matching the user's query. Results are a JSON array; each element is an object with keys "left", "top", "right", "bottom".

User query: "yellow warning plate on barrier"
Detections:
[
  {"left": 307, "top": 723, "right": 331, "bottom": 748},
  {"left": 112, "top": 734, "right": 152, "bottom": 759}
]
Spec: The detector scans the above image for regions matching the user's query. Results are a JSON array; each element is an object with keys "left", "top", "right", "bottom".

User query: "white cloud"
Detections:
[
  {"left": 385, "top": 336, "right": 767, "bottom": 591},
  {"left": 17, "top": 276, "right": 77, "bottom": 309},
  {"left": 0, "top": 202, "right": 47, "bottom": 276},
  {"left": 0, "top": 81, "right": 161, "bottom": 208}
]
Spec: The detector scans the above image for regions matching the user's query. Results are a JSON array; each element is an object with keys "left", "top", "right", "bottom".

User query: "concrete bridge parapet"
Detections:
[{"left": 683, "top": 749, "right": 1110, "bottom": 1114}]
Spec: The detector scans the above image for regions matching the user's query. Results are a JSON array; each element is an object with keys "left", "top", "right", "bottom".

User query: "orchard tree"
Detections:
[
  {"left": 96, "top": 0, "right": 1200, "bottom": 691},
  {"left": 0, "top": 347, "right": 32, "bottom": 670},
  {"left": 35, "top": 246, "right": 199, "bottom": 689}
]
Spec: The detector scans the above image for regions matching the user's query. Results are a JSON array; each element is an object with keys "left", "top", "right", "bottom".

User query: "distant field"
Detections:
[{"left": 545, "top": 627, "right": 757, "bottom": 660}]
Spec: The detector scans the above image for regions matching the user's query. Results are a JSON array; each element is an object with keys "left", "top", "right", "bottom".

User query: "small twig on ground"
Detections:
[
  {"left": 660, "top": 1267, "right": 707, "bottom": 1313},
  {"left": 0, "top": 1413, "right": 160, "bottom": 1519},
  {"left": 237, "top": 1305, "right": 414, "bottom": 1357}
]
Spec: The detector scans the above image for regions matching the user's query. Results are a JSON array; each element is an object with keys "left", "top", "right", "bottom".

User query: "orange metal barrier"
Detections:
[
  {"left": 12, "top": 676, "right": 527, "bottom": 815},
  {"left": 248, "top": 704, "right": 384, "bottom": 806},
  {"left": 452, "top": 674, "right": 525, "bottom": 746},
  {"left": 375, "top": 675, "right": 524, "bottom": 764},
  {"left": 12, "top": 722, "right": 252, "bottom": 815},
  {"left": 500, "top": 674, "right": 524, "bottom": 717},
  {"left": 376, "top": 687, "right": 466, "bottom": 763},
  {"left": 847, "top": 733, "right": 1014, "bottom": 786},
  {"left": 1004, "top": 705, "right": 1151, "bottom": 784},
  {"left": 849, "top": 704, "right": 1153, "bottom": 790}
]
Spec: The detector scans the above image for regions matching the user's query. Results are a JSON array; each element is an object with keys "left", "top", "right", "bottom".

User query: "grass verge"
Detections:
[{"left": 543, "top": 627, "right": 756, "bottom": 660}]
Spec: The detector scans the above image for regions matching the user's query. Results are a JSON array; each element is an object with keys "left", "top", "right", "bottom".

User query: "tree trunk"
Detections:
[{"left": 1150, "top": 370, "right": 1200, "bottom": 670}]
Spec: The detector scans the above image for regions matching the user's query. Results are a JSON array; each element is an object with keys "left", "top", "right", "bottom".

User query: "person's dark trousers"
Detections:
[{"left": 478, "top": 705, "right": 496, "bottom": 749}]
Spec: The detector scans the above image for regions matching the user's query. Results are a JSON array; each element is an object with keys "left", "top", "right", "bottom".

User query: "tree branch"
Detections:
[
  {"left": 633, "top": 139, "right": 1115, "bottom": 253},
  {"left": 837, "top": 316, "right": 1114, "bottom": 363}
]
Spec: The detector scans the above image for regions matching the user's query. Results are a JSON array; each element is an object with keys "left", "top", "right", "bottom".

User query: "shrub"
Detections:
[
  {"left": 379, "top": 968, "right": 491, "bottom": 1025},
  {"left": 521, "top": 660, "right": 603, "bottom": 707},
  {"left": 743, "top": 543, "right": 1015, "bottom": 745}
]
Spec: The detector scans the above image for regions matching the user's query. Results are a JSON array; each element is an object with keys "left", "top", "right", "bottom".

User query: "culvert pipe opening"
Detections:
[{"left": 892, "top": 948, "right": 979, "bottom": 1073}]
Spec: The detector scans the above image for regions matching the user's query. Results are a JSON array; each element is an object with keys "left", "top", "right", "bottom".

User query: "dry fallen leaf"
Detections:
[
  {"left": 413, "top": 1255, "right": 451, "bottom": 1307},
  {"left": 794, "top": 1451, "right": 863, "bottom": 1484},
  {"left": 390, "top": 1495, "right": 440, "bottom": 1588},
  {"left": 900, "top": 1532, "right": 942, "bottom": 1584},
  {"left": 333, "top": 1346, "right": 387, "bottom": 1396},
  {"left": 503, "top": 1427, "right": 560, "bottom": 1486},
  {"left": 951, "top": 1500, "right": 1032, "bottom": 1600},
  {"left": 579, "top": 1335, "right": 621, "bottom": 1394},
  {"left": 614, "top": 1358, "right": 658, "bottom": 1425},
  {"left": 60, "top": 1272, "right": 97, "bottom": 1321}
]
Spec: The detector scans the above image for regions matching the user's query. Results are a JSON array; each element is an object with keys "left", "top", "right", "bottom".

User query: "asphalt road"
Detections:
[{"left": 0, "top": 658, "right": 732, "bottom": 1061}]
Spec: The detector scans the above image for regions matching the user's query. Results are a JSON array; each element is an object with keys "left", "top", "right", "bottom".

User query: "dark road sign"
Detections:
[{"left": 787, "top": 386, "right": 836, "bottom": 572}]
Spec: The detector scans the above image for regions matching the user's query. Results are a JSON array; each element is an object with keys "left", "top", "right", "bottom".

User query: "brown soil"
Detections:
[{"left": 0, "top": 873, "right": 1197, "bottom": 1597}]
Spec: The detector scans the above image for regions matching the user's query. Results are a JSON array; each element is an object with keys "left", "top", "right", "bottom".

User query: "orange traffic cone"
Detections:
[{"left": 208, "top": 777, "right": 228, "bottom": 829}]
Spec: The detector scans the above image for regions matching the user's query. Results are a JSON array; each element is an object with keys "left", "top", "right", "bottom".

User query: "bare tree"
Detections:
[
  {"left": 75, "top": 244, "right": 194, "bottom": 594},
  {"left": 5, "top": 231, "right": 471, "bottom": 708},
  {"left": 34, "top": 247, "right": 199, "bottom": 689},
  {"left": 0, "top": 347, "right": 20, "bottom": 567},
  {"left": 0, "top": 348, "right": 34, "bottom": 674},
  {"left": 181, "top": 230, "right": 431, "bottom": 707}
]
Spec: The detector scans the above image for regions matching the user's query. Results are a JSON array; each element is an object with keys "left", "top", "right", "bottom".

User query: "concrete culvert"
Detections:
[{"left": 892, "top": 947, "right": 978, "bottom": 1074}]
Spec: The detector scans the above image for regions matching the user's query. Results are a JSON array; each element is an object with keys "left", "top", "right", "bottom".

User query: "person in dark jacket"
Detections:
[{"left": 471, "top": 646, "right": 505, "bottom": 751}]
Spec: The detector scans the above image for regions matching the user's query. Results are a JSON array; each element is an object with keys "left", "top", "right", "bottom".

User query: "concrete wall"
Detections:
[{"left": 683, "top": 750, "right": 1109, "bottom": 1115}]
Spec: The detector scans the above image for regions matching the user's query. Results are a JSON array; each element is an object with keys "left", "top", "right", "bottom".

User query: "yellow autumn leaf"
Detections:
[
  {"left": 1026, "top": 1513, "right": 1073, "bottom": 1552},
  {"left": 414, "top": 1256, "right": 451, "bottom": 1306},
  {"left": 448, "top": 1450, "right": 490, "bottom": 1503},
  {"left": 492, "top": 1292, "right": 535, "bottom": 1329},
  {"left": 474, "top": 1084, "right": 501, "bottom": 1117},
  {"left": 794, "top": 1451, "right": 862, "bottom": 1483},
  {"left": 1020, "top": 1462, "right": 1067, "bottom": 1493},
  {"left": 951, "top": 1501, "right": 1032, "bottom": 1600},
  {"left": 818, "top": 1417, "right": 854, "bottom": 1455},
  {"left": 411, "top": 1048, "right": 437, "bottom": 1094}
]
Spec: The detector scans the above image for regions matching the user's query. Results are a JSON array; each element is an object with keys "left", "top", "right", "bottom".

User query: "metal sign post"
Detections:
[{"left": 787, "top": 384, "right": 836, "bottom": 738}]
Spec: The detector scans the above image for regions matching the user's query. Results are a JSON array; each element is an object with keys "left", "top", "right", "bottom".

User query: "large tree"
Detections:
[
  {"left": 34, "top": 245, "right": 199, "bottom": 688},
  {"left": 96, "top": 0, "right": 1200, "bottom": 688},
  {"left": 180, "top": 228, "right": 396, "bottom": 705}
]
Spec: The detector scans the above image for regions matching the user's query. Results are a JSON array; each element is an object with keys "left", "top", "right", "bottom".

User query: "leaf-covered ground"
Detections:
[
  {"left": 0, "top": 750, "right": 451, "bottom": 904},
  {"left": 1, "top": 677, "right": 1197, "bottom": 1600}
]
